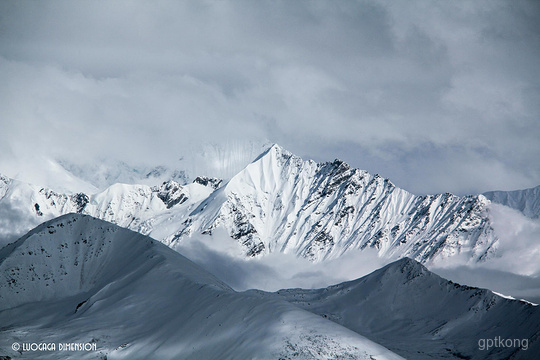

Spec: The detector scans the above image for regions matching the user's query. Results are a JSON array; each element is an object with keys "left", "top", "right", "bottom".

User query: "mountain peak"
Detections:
[
  {"left": 0, "top": 213, "right": 231, "bottom": 311},
  {"left": 268, "top": 143, "right": 290, "bottom": 154},
  {"left": 275, "top": 255, "right": 540, "bottom": 360},
  {"left": 384, "top": 257, "right": 431, "bottom": 279},
  {"left": 251, "top": 143, "right": 294, "bottom": 163},
  {"left": 172, "top": 143, "right": 500, "bottom": 263}
]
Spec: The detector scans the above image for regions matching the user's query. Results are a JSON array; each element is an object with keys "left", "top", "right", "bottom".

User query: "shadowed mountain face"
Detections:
[
  {"left": 0, "top": 144, "right": 502, "bottom": 266},
  {"left": 267, "top": 258, "right": 540, "bottom": 360},
  {"left": 0, "top": 214, "right": 402, "bottom": 360}
]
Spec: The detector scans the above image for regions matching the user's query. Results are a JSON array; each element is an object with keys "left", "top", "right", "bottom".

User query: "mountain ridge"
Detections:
[
  {"left": 267, "top": 256, "right": 540, "bottom": 359},
  {"left": 0, "top": 213, "right": 403, "bottom": 360},
  {"left": 1, "top": 144, "right": 537, "bottom": 267},
  {"left": 484, "top": 185, "right": 540, "bottom": 218}
]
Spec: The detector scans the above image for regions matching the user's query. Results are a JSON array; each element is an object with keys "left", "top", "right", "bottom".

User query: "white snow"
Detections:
[
  {"left": 0, "top": 214, "right": 403, "bottom": 360},
  {"left": 175, "top": 144, "right": 499, "bottom": 263},
  {"left": 1, "top": 144, "right": 540, "bottom": 301},
  {"left": 492, "top": 290, "right": 516, "bottom": 300}
]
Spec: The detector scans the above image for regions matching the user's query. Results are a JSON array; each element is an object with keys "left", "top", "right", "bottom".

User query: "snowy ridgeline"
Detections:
[
  {"left": 0, "top": 144, "right": 514, "bottom": 266},
  {"left": 484, "top": 185, "right": 540, "bottom": 219},
  {"left": 0, "top": 214, "right": 538, "bottom": 359}
]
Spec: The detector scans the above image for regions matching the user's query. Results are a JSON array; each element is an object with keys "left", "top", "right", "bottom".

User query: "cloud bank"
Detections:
[
  {"left": 1, "top": 0, "right": 539, "bottom": 195},
  {"left": 174, "top": 228, "right": 388, "bottom": 292}
]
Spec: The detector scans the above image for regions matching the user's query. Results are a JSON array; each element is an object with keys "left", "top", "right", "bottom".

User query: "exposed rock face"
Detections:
[
  {"left": 72, "top": 192, "right": 89, "bottom": 213},
  {"left": 193, "top": 176, "right": 223, "bottom": 189},
  {"left": 155, "top": 180, "right": 188, "bottom": 208}
]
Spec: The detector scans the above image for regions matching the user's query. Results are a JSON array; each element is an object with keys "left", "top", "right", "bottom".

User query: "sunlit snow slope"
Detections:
[
  {"left": 0, "top": 174, "right": 214, "bottom": 247},
  {"left": 0, "top": 214, "right": 402, "bottom": 360},
  {"left": 174, "top": 145, "right": 497, "bottom": 263}
]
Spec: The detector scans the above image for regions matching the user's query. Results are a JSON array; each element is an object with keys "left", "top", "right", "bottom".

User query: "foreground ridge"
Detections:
[
  {"left": 268, "top": 257, "right": 540, "bottom": 360},
  {"left": 0, "top": 213, "right": 402, "bottom": 360}
]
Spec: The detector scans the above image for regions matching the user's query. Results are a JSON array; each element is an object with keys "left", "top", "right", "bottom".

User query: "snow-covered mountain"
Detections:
[
  {"left": 172, "top": 145, "right": 497, "bottom": 263},
  {"left": 0, "top": 173, "right": 214, "bottom": 247},
  {"left": 269, "top": 258, "right": 540, "bottom": 359},
  {"left": 2, "top": 215, "right": 538, "bottom": 359},
  {"left": 0, "top": 214, "right": 402, "bottom": 360},
  {"left": 484, "top": 185, "right": 540, "bottom": 219},
  {"left": 0, "top": 145, "right": 499, "bottom": 265},
  {"left": 2, "top": 144, "right": 537, "bottom": 266}
]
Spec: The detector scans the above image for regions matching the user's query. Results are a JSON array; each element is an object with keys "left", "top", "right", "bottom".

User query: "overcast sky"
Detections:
[{"left": 1, "top": 0, "right": 539, "bottom": 195}]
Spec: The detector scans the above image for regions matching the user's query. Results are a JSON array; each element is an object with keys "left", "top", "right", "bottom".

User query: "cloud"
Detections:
[
  {"left": 486, "top": 203, "right": 540, "bottom": 275},
  {"left": 432, "top": 203, "right": 540, "bottom": 275},
  {"left": 171, "top": 203, "right": 540, "bottom": 302},
  {"left": 173, "top": 228, "right": 388, "bottom": 291},
  {"left": 0, "top": 0, "right": 539, "bottom": 194},
  {"left": 431, "top": 203, "right": 540, "bottom": 304}
]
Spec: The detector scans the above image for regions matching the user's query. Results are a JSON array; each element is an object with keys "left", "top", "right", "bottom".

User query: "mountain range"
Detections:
[
  {"left": 1, "top": 144, "right": 537, "bottom": 269},
  {"left": 1, "top": 144, "right": 540, "bottom": 359},
  {"left": 1, "top": 214, "right": 538, "bottom": 359}
]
